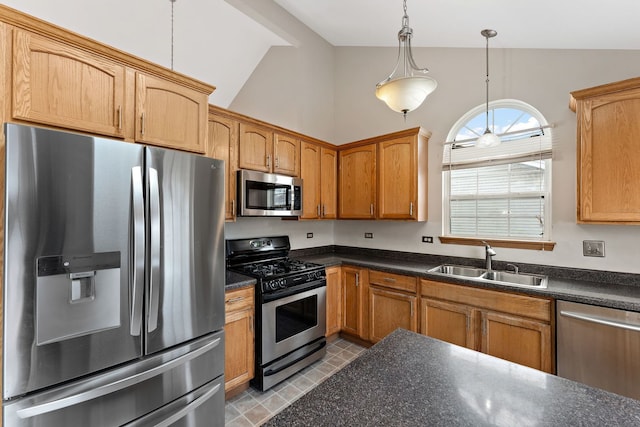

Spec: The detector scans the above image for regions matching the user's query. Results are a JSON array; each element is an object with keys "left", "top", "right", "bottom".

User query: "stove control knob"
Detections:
[
  {"left": 279, "top": 279, "right": 287, "bottom": 289},
  {"left": 315, "top": 271, "right": 323, "bottom": 279}
]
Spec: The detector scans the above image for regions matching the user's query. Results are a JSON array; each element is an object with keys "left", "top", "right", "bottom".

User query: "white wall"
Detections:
[{"left": 229, "top": 44, "right": 640, "bottom": 274}]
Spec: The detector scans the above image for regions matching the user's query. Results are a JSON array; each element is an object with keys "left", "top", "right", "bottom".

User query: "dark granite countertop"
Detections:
[
  {"left": 265, "top": 329, "right": 640, "bottom": 426},
  {"left": 225, "top": 270, "right": 255, "bottom": 291}
]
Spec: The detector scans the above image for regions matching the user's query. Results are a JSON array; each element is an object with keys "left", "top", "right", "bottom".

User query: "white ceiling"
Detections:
[{"left": 3, "top": 0, "right": 640, "bottom": 108}]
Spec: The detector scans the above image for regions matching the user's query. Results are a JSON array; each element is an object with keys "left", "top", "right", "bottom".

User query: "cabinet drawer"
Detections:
[
  {"left": 420, "top": 279, "right": 551, "bottom": 322},
  {"left": 225, "top": 287, "right": 254, "bottom": 315},
  {"left": 369, "top": 270, "right": 417, "bottom": 293}
]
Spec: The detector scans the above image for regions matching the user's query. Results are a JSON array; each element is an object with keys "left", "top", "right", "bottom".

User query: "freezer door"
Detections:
[
  {"left": 145, "top": 147, "right": 225, "bottom": 354},
  {"left": 3, "top": 124, "right": 144, "bottom": 399},
  {"left": 3, "top": 331, "right": 224, "bottom": 427}
]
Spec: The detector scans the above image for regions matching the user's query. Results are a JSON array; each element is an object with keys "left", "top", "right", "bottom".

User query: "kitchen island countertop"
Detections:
[{"left": 265, "top": 328, "right": 640, "bottom": 426}]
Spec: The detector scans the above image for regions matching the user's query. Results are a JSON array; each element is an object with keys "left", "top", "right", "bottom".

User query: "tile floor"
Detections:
[{"left": 225, "top": 338, "right": 366, "bottom": 426}]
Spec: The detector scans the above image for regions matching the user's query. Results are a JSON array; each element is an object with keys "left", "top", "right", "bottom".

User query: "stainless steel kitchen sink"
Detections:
[
  {"left": 427, "top": 264, "right": 548, "bottom": 289},
  {"left": 427, "top": 264, "right": 486, "bottom": 278},
  {"left": 481, "top": 270, "right": 547, "bottom": 288}
]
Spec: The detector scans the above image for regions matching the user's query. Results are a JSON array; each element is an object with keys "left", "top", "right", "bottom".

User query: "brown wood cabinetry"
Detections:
[
  {"left": 207, "top": 111, "right": 239, "bottom": 220},
  {"left": 338, "top": 127, "right": 429, "bottom": 220},
  {"left": 339, "top": 144, "right": 377, "bottom": 218},
  {"left": 301, "top": 142, "right": 337, "bottom": 219},
  {"left": 224, "top": 286, "right": 254, "bottom": 396},
  {"left": 5, "top": 15, "right": 213, "bottom": 152},
  {"left": 238, "top": 124, "right": 300, "bottom": 176},
  {"left": 135, "top": 73, "right": 208, "bottom": 153},
  {"left": 325, "top": 266, "right": 342, "bottom": 337},
  {"left": 419, "top": 279, "right": 553, "bottom": 373},
  {"left": 571, "top": 77, "right": 640, "bottom": 223},
  {"left": 12, "top": 28, "right": 126, "bottom": 138},
  {"left": 341, "top": 266, "right": 369, "bottom": 340},
  {"left": 368, "top": 270, "right": 418, "bottom": 343}
]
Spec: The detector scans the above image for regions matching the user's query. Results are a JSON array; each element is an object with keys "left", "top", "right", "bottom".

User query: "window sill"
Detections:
[{"left": 438, "top": 236, "right": 556, "bottom": 251}]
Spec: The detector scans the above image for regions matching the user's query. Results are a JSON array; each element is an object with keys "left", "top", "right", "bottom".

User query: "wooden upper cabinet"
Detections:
[
  {"left": 208, "top": 113, "right": 239, "bottom": 220},
  {"left": 273, "top": 133, "right": 300, "bottom": 176},
  {"left": 300, "top": 143, "right": 337, "bottom": 219},
  {"left": 135, "top": 73, "right": 207, "bottom": 153},
  {"left": 238, "top": 123, "right": 273, "bottom": 173},
  {"left": 339, "top": 144, "right": 377, "bottom": 219},
  {"left": 571, "top": 77, "right": 640, "bottom": 223},
  {"left": 378, "top": 133, "right": 427, "bottom": 220},
  {"left": 12, "top": 29, "right": 126, "bottom": 137}
]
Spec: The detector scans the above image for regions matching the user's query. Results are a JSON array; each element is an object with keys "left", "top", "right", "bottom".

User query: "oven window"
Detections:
[{"left": 275, "top": 295, "right": 318, "bottom": 342}]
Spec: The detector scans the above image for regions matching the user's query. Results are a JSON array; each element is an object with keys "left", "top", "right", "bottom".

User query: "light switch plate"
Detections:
[{"left": 583, "top": 240, "right": 605, "bottom": 257}]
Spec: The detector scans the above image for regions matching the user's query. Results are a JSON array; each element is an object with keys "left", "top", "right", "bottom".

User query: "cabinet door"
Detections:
[
  {"left": 325, "top": 266, "right": 342, "bottom": 337},
  {"left": 369, "top": 287, "right": 417, "bottom": 343},
  {"left": 339, "top": 144, "right": 377, "bottom": 219},
  {"left": 481, "top": 311, "right": 552, "bottom": 373},
  {"left": 576, "top": 88, "right": 640, "bottom": 222},
  {"left": 224, "top": 288, "right": 254, "bottom": 393},
  {"left": 274, "top": 133, "right": 300, "bottom": 176},
  {"left": 208, "top": 115, "right": 238, "bottom": 220},
  {"left": 300, "top": 142, "right": 321, "bottom": 219},
  {"left": 420, "top": 298, "right": 477, "bottom": 350},
  {"left": 320, "top": 148, "right": 338, "bottom": 219},
  {"left": 238, "top": 123, "right": 273, "bottom": 172},
  {"left": 12, "top": 29, "right": 125, "bottom": 137},
  {"left": 341, "top": 266, "right": 368, "bottom": 340},
  {"left": 378, "top": 136, "right": 417, "bottom": 220},
  {"left": 136, "top": 73, "right": 207, "bottom": 153}
]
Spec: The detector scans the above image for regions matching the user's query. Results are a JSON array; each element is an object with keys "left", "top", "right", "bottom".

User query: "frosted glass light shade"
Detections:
[
  {"left": 476, "top": 130, "right": 501, "bottom": 148},
  {"left": 376, "top": 76, "right": 438, "bottom": 114}
]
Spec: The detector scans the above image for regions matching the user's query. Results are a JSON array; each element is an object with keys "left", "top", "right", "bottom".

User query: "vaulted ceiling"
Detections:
[{"left": 5, "top": 0, "right": 640, "bottom": 107}]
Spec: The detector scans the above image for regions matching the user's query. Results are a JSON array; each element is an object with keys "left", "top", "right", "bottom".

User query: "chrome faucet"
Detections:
[
  {"left": 482, "top": 241, "right": 496, "bottom": 271},
  {"left": 506, "top": 263, "right": 519, "bottom": 274}
]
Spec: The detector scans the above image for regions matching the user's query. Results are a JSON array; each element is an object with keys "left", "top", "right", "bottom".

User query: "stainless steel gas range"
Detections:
[{"left": 226, "top": 236, "right": 326, "bottom": 391}]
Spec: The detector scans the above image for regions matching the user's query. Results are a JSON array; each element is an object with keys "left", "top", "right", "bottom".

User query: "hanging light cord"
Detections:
[
  {"left": 170, "top": 0, "right": 176, "bottom": 70},
  {"left": 484, "top": 34, "right": 489, "bottom": 131}
]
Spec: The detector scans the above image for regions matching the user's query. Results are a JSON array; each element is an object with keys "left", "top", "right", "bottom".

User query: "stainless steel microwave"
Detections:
[{"left": 237, "top": 169, "right": 302, "bottom": 217}]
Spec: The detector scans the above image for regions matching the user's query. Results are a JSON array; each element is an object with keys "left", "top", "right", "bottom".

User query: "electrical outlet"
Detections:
[
  {"left": 364, "top": 232, "right": 374, "bottom": 239},
  {"left": 422, "top": 236, "right": 433, "bottom": 243},
  {"left": 583, "top": 240, "right": 605, "bottom": 257},
  {"left": 306, "top": 232, "right": 313, "bottom": 239}
]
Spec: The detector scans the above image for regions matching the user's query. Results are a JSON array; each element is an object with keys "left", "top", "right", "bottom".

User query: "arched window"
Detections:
[{"left": 442, "top": 99, "right": 552, "bottom": 243}]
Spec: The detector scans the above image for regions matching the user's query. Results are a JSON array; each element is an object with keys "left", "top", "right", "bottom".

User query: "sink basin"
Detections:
[
  {"left": 428, "top": 264, "right": 486, "bottom": 278},
  {"left": 480, "top": 270, "right": 548, "bottom": 288}
]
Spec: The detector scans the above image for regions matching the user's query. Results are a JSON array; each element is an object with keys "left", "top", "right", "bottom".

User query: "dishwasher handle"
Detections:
[{"left": 559, "top": 309, "right": 640, "bottom": 333}]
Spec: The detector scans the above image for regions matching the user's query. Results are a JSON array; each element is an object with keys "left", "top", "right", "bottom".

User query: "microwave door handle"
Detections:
[
  {"left": 130, "top": 166, "right": 144, "bottom": 336},
  {"left": 148, "top": 167, "right": 161, "bottom": 333}
]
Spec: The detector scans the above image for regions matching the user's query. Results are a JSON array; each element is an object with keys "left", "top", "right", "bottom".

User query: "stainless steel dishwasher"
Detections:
[{"left": 557, "top": 300, "right": 640, "bottom": 400}]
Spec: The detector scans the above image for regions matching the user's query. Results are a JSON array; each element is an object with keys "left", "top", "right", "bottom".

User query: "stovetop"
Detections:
[{"left": 226, "top": 236, "right": 326, "bottom": 294}]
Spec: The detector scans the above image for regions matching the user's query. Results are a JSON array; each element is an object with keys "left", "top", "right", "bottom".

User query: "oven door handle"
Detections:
[
  {"left": 261, "top": 279, "right": 325, "bottom": 303},
  {"left": 263, "top": 339, "right": 326, "bottom": 377}
]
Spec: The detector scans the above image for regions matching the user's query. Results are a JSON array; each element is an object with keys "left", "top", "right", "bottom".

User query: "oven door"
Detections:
[{"left": 260, "top": 283, "right": 326, "bottom": 364}]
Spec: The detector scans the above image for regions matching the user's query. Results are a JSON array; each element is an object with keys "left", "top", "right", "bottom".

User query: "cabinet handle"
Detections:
[
  {"left": 266, "top": 154, "right": 271, "bottom": 168},
  {"left": 410, "top": 202, "right": 414, "bottom": 216},
  {"left": 225, "top": 296, "right": 244, "bottom": 304},
  {"left": 383, "top": 277, "right": 396, "bottom": 283},
  {"left": 275, "top": 157, "right": 279, "bottom": 168},
  {"left": 317, "top": 204, "right": 321, "bottom": 217},
  {"left": 140, "top": 112, "right": 145, "bottom": 136},
  {"left": 117, "top": 106, "right": 122, "bottom": 130},
  {"left": 370, "top": 204, "right": 374, "bottom": 216},
  {"left": 231, "top": 199, "right": 235, "bottom": 216},
  {"left": 355, "top": 273, "right": 359, "bottom": 287},
  {"left": 322, "top": 205, "right": 326, "bottom": 217}
]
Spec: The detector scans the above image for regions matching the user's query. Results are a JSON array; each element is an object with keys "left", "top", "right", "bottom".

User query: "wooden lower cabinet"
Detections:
[
  {"left": 420, "top": 298, "right": 476, "bottom": 350},
  {"left": 224, "top": 287, "right": 254, "bottom": 396},
  {"left": 325, "top": 266, "right": 342, "bottom": 337},
  {"left": 419, "top": 279, "right": 554, "bottom": 373},
  {"left": 368, "top": 270, "right": 418, "bottom": 343},
  {"left": 341, "top": 266, "right": 369, "bottom": 340}
]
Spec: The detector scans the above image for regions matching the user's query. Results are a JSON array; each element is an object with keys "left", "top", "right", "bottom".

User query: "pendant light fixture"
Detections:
[
  {"left": 476, "top": 29, "right": 500, "bottom": 148},
  {"left": 375, "top": 0, "right": 437, "bottom": 119}
]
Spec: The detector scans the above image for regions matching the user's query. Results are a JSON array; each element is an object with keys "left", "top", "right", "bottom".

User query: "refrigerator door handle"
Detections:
[
  {"left": 130, "top": 166, "right": 145, "bottom": 336},
  {"left": 148, "top": 167, "right": 161, "bottom": 332},
  {"left": 15, "top": 337, "right": 222, "bottom": 419}
]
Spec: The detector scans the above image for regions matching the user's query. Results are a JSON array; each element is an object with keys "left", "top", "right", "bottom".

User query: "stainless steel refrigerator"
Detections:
[{"left": 2, "top": 123, "right": 226, "bottom": 426}]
